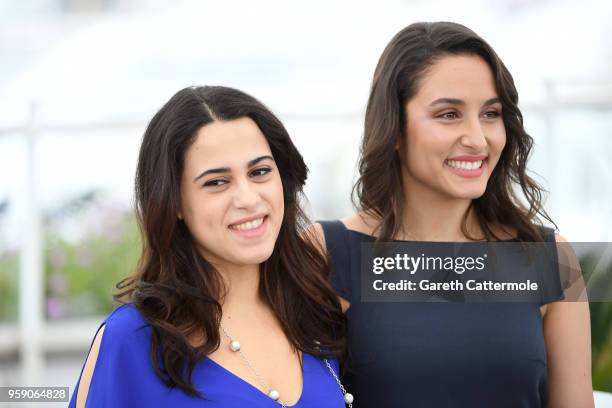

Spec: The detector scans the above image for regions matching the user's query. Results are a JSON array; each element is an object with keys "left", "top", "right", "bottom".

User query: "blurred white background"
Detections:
[{"left": 0, "top": 0, "right": 611, "bottom": 406}]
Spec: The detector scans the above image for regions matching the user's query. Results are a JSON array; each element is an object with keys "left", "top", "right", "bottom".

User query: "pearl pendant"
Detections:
[
  {"left": 268, "top": 389, "right": 280, "bottom": 401},
  {"left": 229, "top": 340, "right": 241, "bottom": 352},
  {"left": 344, "top": 393, "right": 354, "bottom": 404}
]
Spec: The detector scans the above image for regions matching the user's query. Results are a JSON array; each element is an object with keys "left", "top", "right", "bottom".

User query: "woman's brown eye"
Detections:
[
  {"left": 440, "top": 112, "right": 458, "bottom": 120},
  {"left": 204, "top": 179, "right": 227, "bottom": 187},
  {"left": 484, "top": 111, "right": 501, "bottom": 118},
  {"left": 251, "top": 167, "right": 272, "bottom": 177}
]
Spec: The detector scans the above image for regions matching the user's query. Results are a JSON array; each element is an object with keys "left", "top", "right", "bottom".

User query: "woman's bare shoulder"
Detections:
[
  {"left": 308, "top": 213, "right": 374, "bottom": 252},
  {"left": 487, "top": 223, "right": 518, "bottom": 241},
  {"left": 341, "top": 212, "right": 379, "bottom": 236}
]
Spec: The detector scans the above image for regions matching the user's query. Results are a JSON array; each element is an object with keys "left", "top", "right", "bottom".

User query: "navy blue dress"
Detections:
[
  {"left": 320, "top": 220, "right": 564, "bottom": 408},
  {"left": 68, "top": 304, "right": 345, "bottom": 407}
]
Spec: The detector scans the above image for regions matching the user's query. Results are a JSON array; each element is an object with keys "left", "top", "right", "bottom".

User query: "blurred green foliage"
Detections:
[
  {"left": 43, "top": 213, "right": 141, "bottom": 318},
  {"left": 0, "top": 250, "right": 19, "bottom": 321},
  {"left": 0, "top": 196, "right": 141, "bottom": 320},
  {"left": 591, "top": 301, "right": 612, "bottom": 391},
  {"left": 581, "top": 254, "right": 612, "bottom": 392}
]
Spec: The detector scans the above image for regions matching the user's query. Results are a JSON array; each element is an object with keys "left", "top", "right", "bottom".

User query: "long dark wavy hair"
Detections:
[
  {"left": 353, "top": 21, "right": 556, "bottom": 242},
  {"left": 115, "top": 86, "right": 346, "bottom": 397}
]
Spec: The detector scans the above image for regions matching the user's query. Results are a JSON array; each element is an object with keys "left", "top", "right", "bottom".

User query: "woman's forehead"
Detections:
[
  {"left": 413, "top": 55, "right": 497, "bottom": 104},
  {"left": 184, "top": 118, "right": 272, "bottom": 171}
]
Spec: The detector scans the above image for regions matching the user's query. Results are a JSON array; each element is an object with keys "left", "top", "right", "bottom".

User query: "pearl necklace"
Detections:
[{"left": 219, "top": 325, "right": 354, "bottom": 407}]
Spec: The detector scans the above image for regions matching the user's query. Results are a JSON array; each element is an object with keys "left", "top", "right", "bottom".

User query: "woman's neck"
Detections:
[
  {"left": 187, "top": 263, "right": 267, "bottom": 348},
  {"left": 400, "top": 179, "right": 480, "bottom": 242},
  {"left": 216, "top": 263, "right": 267, "bottom": 319}
]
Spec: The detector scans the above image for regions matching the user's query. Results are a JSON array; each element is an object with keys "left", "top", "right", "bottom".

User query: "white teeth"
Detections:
[
  {"left": 231, "top": 217, "right": 264, "bottom": 231},
  {"left": 446, "top": 160, "right": 483, "bottom": 171}
]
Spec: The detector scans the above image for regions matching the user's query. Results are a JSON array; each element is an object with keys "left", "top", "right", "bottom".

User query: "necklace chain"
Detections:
[
  {"left": 219, "top": 325, "right": 275, "bottom": 399},
  {"left": 219, "top": 324, "right": 353, "bottom": 407}
]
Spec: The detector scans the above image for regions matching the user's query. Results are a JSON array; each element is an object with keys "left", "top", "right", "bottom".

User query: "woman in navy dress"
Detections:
[
  {"left": 69, "top": 86, "right": 351, "bottom": 407},
  {"left": 314, "top": 22, "right": 593, "bottom": 407}
]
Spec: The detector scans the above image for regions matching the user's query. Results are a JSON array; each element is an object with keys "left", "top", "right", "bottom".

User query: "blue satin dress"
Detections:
[{"left": 68, "top": 304, "right": 345, "bottom": 407}]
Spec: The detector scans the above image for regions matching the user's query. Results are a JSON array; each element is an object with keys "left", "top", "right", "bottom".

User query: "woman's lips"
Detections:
[
  {"left": 228, "top": 215, "right": 269, "bottom": 239},
  {"left": 444, "top": 157, "right": 486, "bottom": 178}
]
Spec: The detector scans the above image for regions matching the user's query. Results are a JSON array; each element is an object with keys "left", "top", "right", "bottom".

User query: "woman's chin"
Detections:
[
  {"left": 446, "top": 185, "right": 488, "bottom": 201},
  {"left": 232, "top": 248, "right": 276, "bottom": 267}
]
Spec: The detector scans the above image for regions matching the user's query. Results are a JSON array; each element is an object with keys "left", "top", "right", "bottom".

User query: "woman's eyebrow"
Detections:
[
  {"left": 482, "top": 97, "right": 501, "bottom": 106},
  {"left": 193, "top": 155, "right": 275, "bottom": 182},
  {"left": 429, "top": 97, "right": 501, "bottom": 107},
  {"left": 248, "top": 155, "right": 275, "bottom": 167},
  {"left": 194, "top": 166, "right": 230, "bottom": 182},
  {"left": 429, "top": 97, "right": 464, "bottom": 107}
]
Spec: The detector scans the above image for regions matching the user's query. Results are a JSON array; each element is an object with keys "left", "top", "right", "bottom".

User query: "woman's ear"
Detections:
[
  {"left": 177, "top": 197, "right": 184, "bottom": 220},
  {"left": 395, "top": 131, "right": 405, "bottom": 151}
]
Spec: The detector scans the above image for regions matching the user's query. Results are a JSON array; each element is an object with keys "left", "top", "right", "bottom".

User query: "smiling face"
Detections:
[
  {"left": 178, "top": 117, "right": 284, "bottom": 271},
  {"left": 401, "top": 54, "right": 506, "bottom": 200}
]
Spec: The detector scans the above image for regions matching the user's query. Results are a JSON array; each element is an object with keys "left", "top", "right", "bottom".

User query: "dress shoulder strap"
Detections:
[
  {"left": 537, "top": 225, "right": 556, "bottom": 242},
  {"left": 535, "top": 225, "right": 565, "bottom": 304},
  {"left": 318, "top": 220, "right": 353, "bottom": 302}
]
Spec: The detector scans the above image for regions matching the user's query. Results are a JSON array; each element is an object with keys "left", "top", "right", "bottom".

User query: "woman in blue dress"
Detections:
[
  {"left": 69, "top": 86, "right": 352, "bottom": 407},
  {"left": 314, "top": 22, "right": 593, "bottom": 407}
]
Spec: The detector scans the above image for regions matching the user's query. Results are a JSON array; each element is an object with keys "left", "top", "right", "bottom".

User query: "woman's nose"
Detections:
[
  {"left": 459, "top": 117, "right": 488, "bottom": 150},
  {"left": 232, "top": 179, "right": 259, "bottom": 209}
]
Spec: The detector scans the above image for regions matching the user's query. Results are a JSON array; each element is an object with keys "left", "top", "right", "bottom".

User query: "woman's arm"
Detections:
[
  {"left": 75, "top": 325, "right": 106, "bottom": 408},
  {"left": 544, "top": 234, "right": 594, "bottom": 407}
]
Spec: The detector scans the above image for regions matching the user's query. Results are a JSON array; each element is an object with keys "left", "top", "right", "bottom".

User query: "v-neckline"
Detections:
[{"left": 204, "top": 352, "right": 308, "bottom": 407}]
